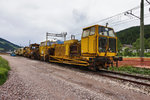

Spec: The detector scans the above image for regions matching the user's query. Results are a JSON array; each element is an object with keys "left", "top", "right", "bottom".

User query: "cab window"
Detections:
[
  {"left": 82, "top": 28, "right": 90, "bottom": 37},
  {"left": 40, "top": 42, "right": 45, "bottom": 46},
  {"left": 82, "top": 27, "right": 95, "bottom": 37},
  {"left": 90, "top": 27, "right": 95, "bottom": 35},
  {"left": 47, "top": 41, "right": 50, "bottom": 46},
  {"left": 99, "top": 26, "right": 115, "bottom": 37},
  {"left": 109, "top": 30, "right": 115, "bottom": 37}
]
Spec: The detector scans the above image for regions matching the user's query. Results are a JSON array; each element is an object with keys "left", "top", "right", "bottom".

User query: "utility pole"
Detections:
[
  {"left": 140, "top": 0, "right": 144, "bottom": 58},
  {"left": 124, "top": 0, "right": 145, "bottom": 60}
]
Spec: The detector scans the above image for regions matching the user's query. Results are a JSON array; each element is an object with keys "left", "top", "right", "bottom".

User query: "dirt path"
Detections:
[{"left": 0, "top": 55, "right": 150, "bottom": 100}]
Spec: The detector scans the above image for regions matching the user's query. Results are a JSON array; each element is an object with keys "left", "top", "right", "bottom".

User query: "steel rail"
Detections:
[
  {"left": 99, "top": 69, "right": 150, "bottom": 80},
  {"left": 96, "top": 70, "right": 150, "bottom": 87}
]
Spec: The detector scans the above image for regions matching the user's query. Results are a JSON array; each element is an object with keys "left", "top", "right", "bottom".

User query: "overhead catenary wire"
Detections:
[
  {"left": 109, "top": 12, "right": 150, "bottom": 26},
  {"left": 73, "top": 1, "right": 150, "bottom": 38},
  {"left": 74, "top": 14, "right": 150, "bottom": 36},
  {"left": 89, "top": 3, "right": 149, "bottom": 26}
]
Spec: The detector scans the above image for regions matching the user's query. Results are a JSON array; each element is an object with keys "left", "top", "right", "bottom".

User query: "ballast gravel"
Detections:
[{"left": 0, "top": 55, "right": 150, "bottom": 100}]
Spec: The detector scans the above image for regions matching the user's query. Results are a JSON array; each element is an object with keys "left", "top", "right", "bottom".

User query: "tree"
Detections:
[
  {"left": 145, "top": 38, "right": 150, "bottom": 49},
  {"left": 133, "top": 38, "right": 140, "bottom": 50},
  {"left": 132, "top": 38, "right": 150, "bottom": 55},
  {"left": 123, "top": 47, "right": 132, "bottom": 56},
  {"left": 117, "top": 39, "right": 122, "bottom": 52}
]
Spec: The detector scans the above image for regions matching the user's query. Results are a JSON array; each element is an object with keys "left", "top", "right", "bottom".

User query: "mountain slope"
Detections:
[
  {"left": 117, "top": 25, "right": 150, "bottom": 44},
  {"left": 0, "top": 38, "right": 20, "bottom": 52}
]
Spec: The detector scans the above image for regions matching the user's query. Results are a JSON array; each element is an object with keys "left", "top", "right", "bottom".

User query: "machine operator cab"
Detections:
[
  {"left": 30, "top": 43, "right": 39, "bottom": 50},
  {"left": 81, "top": 25, "right": 117, "bottom": 57}
]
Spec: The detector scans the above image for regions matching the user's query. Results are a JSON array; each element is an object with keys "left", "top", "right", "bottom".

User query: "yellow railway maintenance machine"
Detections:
[
  {"left": 23, "top": 46, "right": 29, "bottom": 57},
  {"left": 24, "top": 43, "right": 39, "bottom": 59},
  {"left": 39, "top": 40, "right": 56, "bottom": 61},
  {"left": 48, "top": 25, "right": 122, "bottom": 70}
]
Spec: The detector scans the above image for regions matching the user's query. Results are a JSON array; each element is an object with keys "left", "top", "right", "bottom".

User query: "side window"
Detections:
[
  {"left": 90, "top": 27, "right": 95, "bottom": 35},
  {"left": 47, "top": 41, "right": 50, "bottom": 46},
  {"left": 82, "top": 29, "right": 90, "bottom": 37},
  {"left": 109, "top": 30, "right": 115, "bottom": 37},
  {"left": 82, "top": 27, "right": 95, "bottom": 38},
  {"left": 40, "top": 42, "right": 45, "bottom": 46}
]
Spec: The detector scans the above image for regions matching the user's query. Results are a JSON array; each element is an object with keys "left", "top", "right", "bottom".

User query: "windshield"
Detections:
[
  {"left": 98, "top": 26, "right": 115, "bottom": 37},
  {"left": 99, "top": 37, "right": 116, "bottom": 53},
  {"left": 109, "top": 38, "right": 116, "bottom": 52},
  {"left": 31, "top": 46, "right": 39, "bottom": 50},
  {"left": 98, "top": 37, "right": 107, "bottom": 52}
]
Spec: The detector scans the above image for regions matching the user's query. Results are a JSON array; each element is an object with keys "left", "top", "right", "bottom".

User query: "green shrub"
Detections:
[
  {"left": 0, "top": 56, "right": 10, "bottom": 85},
  {"left": 0, "top": 68, "right": 8, "bottom": 85},
  {"left": 109, "top": 66, "right": 150, "bottom": 76},
  {"left": 0, "top": 56, "right": 10, "bottom": 70},
  {"left": 144, "top": 52, "right": 150, "bottom": 57}
]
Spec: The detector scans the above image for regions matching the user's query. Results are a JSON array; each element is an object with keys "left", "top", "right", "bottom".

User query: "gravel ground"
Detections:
[{"left": 0, "top": 55, "right": 150, "bottom": 100}]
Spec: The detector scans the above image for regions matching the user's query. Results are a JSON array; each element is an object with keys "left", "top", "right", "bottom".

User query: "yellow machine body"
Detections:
[
  {"left": 49, "top": 39, "right": 86, "bottom": 66},
  {"left": 80, "top": 25, "right": 120, "bottom": 69},
  {"left": 81, "top": 25, "right": 117, "bottom": 57}
]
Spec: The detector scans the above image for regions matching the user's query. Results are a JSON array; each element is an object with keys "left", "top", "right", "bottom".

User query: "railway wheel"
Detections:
[
  {"left": 40, "top": 56, "right": 44, "bottom": 61},
  {"left": 44, "top": 55, "right": 49, "bottom": 62},
  {"left": 97, "top": 64, "right": 104, "bottom": 70},
  {"left": 31, "top": 55, "right": 34, "bottom": 59},
  {"left": 88, "top": 62, "right": 98, "bottom": 71}
]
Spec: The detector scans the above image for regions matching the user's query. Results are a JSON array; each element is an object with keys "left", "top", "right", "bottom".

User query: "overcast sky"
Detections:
[{"left": 0, "top": 0, "right": 148, "bottom": 46}]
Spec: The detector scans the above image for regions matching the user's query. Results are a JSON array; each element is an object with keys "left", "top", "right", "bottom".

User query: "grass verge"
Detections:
[
  {"left": 108, "top": 65, "right": 150, "bottom": 76},
  {"left": 0, "top": 56, "right": 10, "bottom": 85}
]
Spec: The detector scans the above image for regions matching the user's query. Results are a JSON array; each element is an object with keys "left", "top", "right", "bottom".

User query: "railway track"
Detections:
[
  {"left": 57, "top": 64, "right": 150, "bottom": 87},
  {"left": 52, "top": 63, "right": 150, "bottom": 87},
  {"left": 97, "top": 69, "right": 150, "bottom": 87},
  {"left": 35, "top": 61, "right": 150, "bottom": 87}
]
